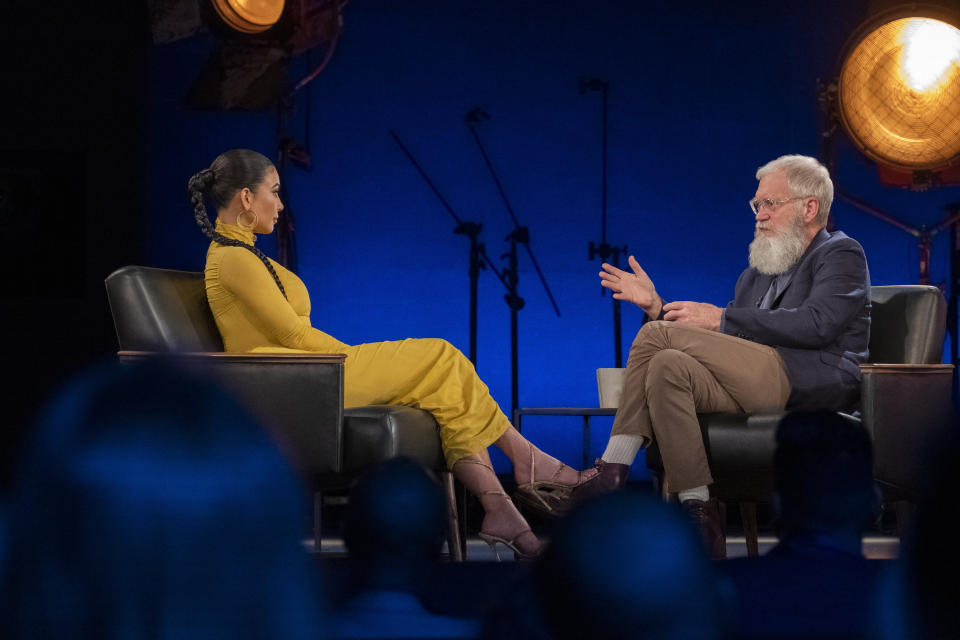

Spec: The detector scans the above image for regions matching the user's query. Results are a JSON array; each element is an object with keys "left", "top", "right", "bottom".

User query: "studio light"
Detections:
[
  {"left": 211, "top": 0, "right": 285, "bottom": 35},
  {"left": 149, "top": 0, "right": 343, "bottom": 110},
  {"left": 836, "top": 5, "right": 960, "bottom": 184}
]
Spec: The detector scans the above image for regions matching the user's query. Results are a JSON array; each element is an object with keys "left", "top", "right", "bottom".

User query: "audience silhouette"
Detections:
[
  {"left": 335, "top": 457, "right": 480, "bottom": 639},
  {"left": 6, "top": 363, "right": 949, "bottom": 640},
  {"left": 0, "top": 361, "right": 326, "bottom": 639},
  {"left": 534, "top": 491, "right": 724, "bottom": 640},
  {"left": 722, "top": 410, "right": 882, "bottom": 640},
  {"left": 876, "top": 427, "right": 959, "bottom": 640}
]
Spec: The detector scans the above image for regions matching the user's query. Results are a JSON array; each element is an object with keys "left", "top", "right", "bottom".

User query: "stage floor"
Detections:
[{"left": 309, "top": 534, "right": 900, "bottom": 561}]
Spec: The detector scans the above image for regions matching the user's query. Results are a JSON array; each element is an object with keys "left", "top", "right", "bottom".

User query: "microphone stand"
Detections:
[
  {"left": 464, "top": 108, "right": 561, "bottom": 415},
  {"left": 581, "top": 76, "right": 628, "bottom": 367},
  {"left": 389, "top": 130, "right": 508, "bottom": 366},
  {"left": 503, "top": 226, "right": 526, "bottom": 417}
]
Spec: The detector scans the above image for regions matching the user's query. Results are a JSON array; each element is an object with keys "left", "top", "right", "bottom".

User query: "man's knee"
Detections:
[{"left": 630, "top": 320, "right": 669, "bottom": 349}]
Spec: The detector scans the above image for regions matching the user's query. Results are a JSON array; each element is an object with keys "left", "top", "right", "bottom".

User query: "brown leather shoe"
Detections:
[
  {"left": 570, "top": 459, "right": 630, "bottom": 503},
  {"left": 681, "top": 498, "right": 726, "bottom": 560},
  {"left": 516, "top": 459, "right": 629, "bottom": 518}
]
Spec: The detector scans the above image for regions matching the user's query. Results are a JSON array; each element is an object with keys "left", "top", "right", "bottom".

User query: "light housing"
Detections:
[
  {"left": 211, "top": 0, "right": 285, "bottom": 35},
  {"left": 837, "top": 5, "right": 960, "bottom": 181}
]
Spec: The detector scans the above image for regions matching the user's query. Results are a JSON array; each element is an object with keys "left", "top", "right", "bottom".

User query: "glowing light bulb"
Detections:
[{"left": 900, "top": 18, "right": 960, "bottom": 92}]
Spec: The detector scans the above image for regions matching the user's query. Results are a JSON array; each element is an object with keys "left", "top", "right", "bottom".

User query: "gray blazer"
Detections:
[{"left": 721, "top": 229, "right": 871, "bottom": 411}]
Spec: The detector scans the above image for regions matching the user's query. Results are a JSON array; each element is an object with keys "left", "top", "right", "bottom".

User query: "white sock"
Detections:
[
  {"left": 601, "top": 435, "right": 647, "bottom": 466},
  {"left": 678, "top": 485, "right": 710, "bottom": 503}
]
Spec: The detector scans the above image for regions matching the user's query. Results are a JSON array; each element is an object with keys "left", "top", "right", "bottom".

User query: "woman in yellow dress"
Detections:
[{"left": 188, "top": 149, "right": 594, "bottom": 558}]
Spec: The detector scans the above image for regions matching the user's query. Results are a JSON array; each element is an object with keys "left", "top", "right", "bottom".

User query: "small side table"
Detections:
[{"left": 513, "top": 407, "right": 617, "bottom": 471}]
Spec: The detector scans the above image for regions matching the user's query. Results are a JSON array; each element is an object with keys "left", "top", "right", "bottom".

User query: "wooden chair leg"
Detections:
[
  {"left": 739, "top": 502, "right": 759, "bottom": 557},
  {"left": 458, "top": 483, "right": 468, "bottom": 559},
  {"left": 441, "top": 471, "right": 464, "bottom": 562},
  {"left": 717, "top": 500, "right": 728, "bottom": 558},
  {"left": 652, "top": 471, "right": 668, "bottom": 500},
  {"left": 313, "top": 491, "right": 323, "bottom": 553}
]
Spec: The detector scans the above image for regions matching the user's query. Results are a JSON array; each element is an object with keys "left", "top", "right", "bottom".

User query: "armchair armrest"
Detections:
[
  {"left": 118, "top": 351, "right": 347, "bottom": 479},
  {"left": 860, "top": 363, "right": 955, "bottom": 500}
]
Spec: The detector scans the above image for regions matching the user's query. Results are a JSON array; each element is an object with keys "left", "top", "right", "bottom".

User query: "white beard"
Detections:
[{"left": 748, "top": 215, "right": 808, "bottom": 275}]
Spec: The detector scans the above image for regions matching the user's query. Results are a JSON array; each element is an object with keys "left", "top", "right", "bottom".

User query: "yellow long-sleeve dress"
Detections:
[{"left": 205, "top": 220, "right": 511, "bottom": 467}]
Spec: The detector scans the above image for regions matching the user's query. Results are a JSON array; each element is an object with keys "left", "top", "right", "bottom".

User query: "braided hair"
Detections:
[{"left": 188, "top": 149, "right": 287, "bottom": 299}]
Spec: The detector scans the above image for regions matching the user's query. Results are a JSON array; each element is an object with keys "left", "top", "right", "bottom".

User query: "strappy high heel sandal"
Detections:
[
  {"left": 477, "top": 490, "right": 539, "bottom": 561},
  {"left": 513, "top": 442, "right": 592, "bottom": 518},
  {"left": 452, "top": 455, "right": 541, "bottom": 560}
]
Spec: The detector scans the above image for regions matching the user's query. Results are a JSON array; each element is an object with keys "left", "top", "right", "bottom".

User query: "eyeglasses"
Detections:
[{"left": 748, "top": 196, "right": 811, "bottom": 215}]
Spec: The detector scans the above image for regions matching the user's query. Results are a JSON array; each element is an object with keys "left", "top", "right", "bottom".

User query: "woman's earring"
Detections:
[{"left": 237, "top": 208, "right": 259, "bottom": 231}]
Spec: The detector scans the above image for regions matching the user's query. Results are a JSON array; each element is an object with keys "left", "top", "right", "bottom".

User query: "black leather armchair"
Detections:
[
  {"left": 105, "top": 265, "right": 465, "bottom": 560},
  {"left": 600, "top": 285, "right": 954, "bottom": 555}
]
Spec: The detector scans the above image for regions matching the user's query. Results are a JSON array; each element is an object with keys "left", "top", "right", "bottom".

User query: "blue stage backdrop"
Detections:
[{"left": 145, "top": 0, "right": 960, "bottom": 477}]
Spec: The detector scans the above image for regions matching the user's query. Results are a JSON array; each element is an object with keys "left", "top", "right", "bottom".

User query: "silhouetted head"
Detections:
[
  {"left": 344, "top": 458, "right": 446, "bottom": 591},
  {"left": 883, "top": 430, "right": 960, "bottom": 640},
  {"left": 774, "top": 411, "right": 877, "bottom": 536},
  {"left": 0, "top": 360, "right": 323, "bottom": 639},
  {"left": 536, "top": 492, "right": 722, "bottom": 640}
]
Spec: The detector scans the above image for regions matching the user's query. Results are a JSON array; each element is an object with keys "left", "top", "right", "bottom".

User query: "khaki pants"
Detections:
[{"left": 612, "top": 321, "right": 790, "bottom": 492}]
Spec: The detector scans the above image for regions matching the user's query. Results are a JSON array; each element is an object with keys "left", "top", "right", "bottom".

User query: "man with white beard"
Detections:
[{"left": 554, "top": 155, "right": 870, "bottom": 559}]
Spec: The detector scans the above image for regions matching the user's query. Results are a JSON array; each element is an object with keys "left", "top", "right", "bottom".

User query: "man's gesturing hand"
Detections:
[
  {"left": 599, "top": 255, "right": 662, "bottom": 318},
  {"left": 662, "top": 301, "right": 723, "bottom": 331}
]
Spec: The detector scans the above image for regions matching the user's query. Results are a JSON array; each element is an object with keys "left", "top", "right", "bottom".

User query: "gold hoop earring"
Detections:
[{"left": 237, "top": 208, "right": 259, "bottom": 231}]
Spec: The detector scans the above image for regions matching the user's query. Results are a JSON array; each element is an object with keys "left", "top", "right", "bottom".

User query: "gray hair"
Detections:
[{"left": 756, "top": 155, "right": 833, "bottom": 227}]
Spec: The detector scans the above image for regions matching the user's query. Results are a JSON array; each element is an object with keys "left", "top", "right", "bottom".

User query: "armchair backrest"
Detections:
[
  {"left": 105, "top": 266, "right": 223, "bottom": 352},
  {"left": 868, "top": 285, "right": 945, "bottom": 365}
]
